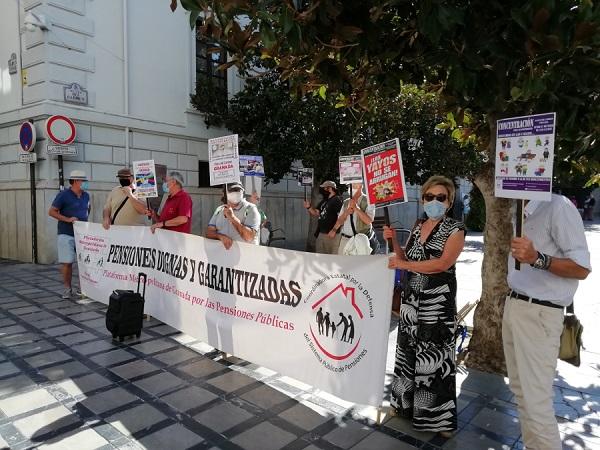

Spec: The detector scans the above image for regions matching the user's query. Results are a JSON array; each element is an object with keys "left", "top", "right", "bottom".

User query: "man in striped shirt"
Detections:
[{"left": 505, "top": 194, "right": 591, "bottom": 450}]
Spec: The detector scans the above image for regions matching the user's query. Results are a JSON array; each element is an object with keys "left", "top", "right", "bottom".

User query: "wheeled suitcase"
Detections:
[{"left": 106, "top": 272, "right": 147, "bottom": 342}]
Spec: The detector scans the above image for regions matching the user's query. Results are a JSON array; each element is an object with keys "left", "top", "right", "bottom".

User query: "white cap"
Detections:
[{"left": 68, "top": 170, "right": 87, "bottom": 180}]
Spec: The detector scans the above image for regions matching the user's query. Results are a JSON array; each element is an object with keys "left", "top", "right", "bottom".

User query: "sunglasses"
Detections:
[{"left": 422, "top": 193, "right": 448, "bottom": 202}]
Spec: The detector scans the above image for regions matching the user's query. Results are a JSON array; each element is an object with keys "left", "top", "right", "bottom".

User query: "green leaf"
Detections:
[
  {"left": 510, "top": 86, "right": 521, "bottom": 100},
  {"left": 189, "top": 10, "right": 200, "bottom": 29},
  {"left": 180, "top": 0, "right": 199, "bottom": 12},
  {"left": 281, "top": 7, "right": 295, "bottom": 34},
  {"left": 318, "top": 85, "right": 327, "bottom": 100}
]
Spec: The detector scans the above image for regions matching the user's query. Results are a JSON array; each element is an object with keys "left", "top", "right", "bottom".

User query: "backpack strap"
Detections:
[{"left": 111, "top": 197, "right": 129, "bottom": 225}]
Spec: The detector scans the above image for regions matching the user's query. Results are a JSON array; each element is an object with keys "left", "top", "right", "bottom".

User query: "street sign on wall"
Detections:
[
  {"left": 19, "top": 152, "right": 37, "bottom": 163},
  {"left": 47, "top": 145, "right": 77, "bottom": 156},
  {"left": 19, "top": 121, "right": 36, "bottom": 152}
]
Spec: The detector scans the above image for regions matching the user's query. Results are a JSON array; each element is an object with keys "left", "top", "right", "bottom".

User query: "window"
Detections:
[
  {"left": 195, "top": 32, "right": 227, "bottom": 91},
  {"left": 198, "top": 161, "right": 211, "bottom": 188}
]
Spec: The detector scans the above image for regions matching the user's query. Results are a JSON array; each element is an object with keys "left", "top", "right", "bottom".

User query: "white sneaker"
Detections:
[
  {"left": 61, "top": 288, "right": 72, "bottom": 299},
  {"left": 71, "top": 288, "right": 83, "bottom": 298}
]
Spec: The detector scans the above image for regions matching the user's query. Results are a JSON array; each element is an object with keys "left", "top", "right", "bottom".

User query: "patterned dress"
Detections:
[{"left": 390, "top": 216, "right": 465, "bottom": 432}]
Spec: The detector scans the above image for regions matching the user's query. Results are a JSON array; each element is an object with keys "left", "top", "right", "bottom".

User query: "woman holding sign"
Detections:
[{"left": 383, "top": 175, "right": 465, "bottom": 437}]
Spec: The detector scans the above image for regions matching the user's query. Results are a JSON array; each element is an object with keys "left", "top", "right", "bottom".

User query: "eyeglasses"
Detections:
[
  {"left": 422, "top": 193, "right": 448, "bottom": 202},
  {"left": 229, "top": 188, "right": 242, "bottom": 192}
]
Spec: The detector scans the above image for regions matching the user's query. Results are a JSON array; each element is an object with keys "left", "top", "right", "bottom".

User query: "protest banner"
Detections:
[
  {"left": 297, "top": 168, "right": 314, "bottom": 187},
  {"left": 208, "top": 134, "right": 240, "bottom": 186},
  {"left": 240, "top": 155, "right": 265, "bottom": 177},
  {"left": 339, "top": 155, "right": 364, "bottom": 184},
  {"left": 74, "top": 222, "right": 394, "bottom": 406},
  {"left": 361, "top": 139, "right": 407, "bottom": 208},
  {"left": 132, "top": 160, "right": 158, "bottom": 199},
  {"left": 495, "top": 113, "right": 556, "bottom": 202}
]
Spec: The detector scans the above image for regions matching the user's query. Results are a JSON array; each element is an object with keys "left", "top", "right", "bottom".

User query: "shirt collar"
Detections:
[{"left": 524, "top": 200, "right": 542, "bottom": 218}]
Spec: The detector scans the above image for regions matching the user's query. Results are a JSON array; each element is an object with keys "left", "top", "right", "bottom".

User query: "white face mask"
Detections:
[{"left": 227, "top": 191, "right": 243, "bottom": 204}]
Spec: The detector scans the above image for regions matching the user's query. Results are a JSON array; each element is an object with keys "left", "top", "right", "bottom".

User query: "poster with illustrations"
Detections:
[
  {"left": 495, "top": 113, "right": 556, "bottom": 201},
  {"left": 239, "top": 155, "right": 265, "bottom": 177},
  {"left": 208, "top": 134, "right": 240, "bottom": 186},
  {"left": 132, "top": 160, "right": 158, "bottom": 199},
  {"left": 297, "top": 168, "right": 314, "bottom": 187},
  {"left": 361, "top": 139, "right": 407, "bottom": 208},
  {"left": 339, "top": 155, "right": 364, "bottom": 184}
]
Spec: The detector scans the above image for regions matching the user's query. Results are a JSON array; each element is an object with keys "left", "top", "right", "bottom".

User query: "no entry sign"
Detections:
[
  {"left": 19, "top": 121, "right": 37, "bottom": 152},
  {"left": 45, "top": 115, "right": 76, "bottom": 145}
]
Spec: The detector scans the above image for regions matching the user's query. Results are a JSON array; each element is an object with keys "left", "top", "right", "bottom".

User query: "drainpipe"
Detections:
[{"left": 123, "top": 0, "right": 130, "bottom": 165}]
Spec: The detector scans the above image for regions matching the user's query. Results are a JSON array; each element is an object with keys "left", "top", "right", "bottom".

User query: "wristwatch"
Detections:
[{"left": 530, "top": 251, "right": 551, "bottom": 270}]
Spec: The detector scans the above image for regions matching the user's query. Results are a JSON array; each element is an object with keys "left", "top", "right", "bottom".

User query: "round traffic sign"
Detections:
[
  {"left": 45, "top": 115, "right": 76, "bottom": 145},
  {"left": 19, "top": 121, "right": 37, "bottom": 152}
]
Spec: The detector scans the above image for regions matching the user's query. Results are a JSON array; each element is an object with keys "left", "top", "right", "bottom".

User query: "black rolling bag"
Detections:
[{"left": 106, "top": 272, "right": 147, "bottom": 341}]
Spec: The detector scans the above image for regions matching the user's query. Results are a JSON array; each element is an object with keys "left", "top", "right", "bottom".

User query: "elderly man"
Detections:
[
  {"left": 150, "top": 171, "right": 193, "bottom": 234},
  {"left": 506, "top": 194, "right": 591, "bottom": 450},
  {"left": 48, "top": 170, "right": 90, "bottom": 299},
  {"left": 206, "top": 182, "right": 260, "bottom": 249},
  {"left": 102, "top": 167, "right": 149, "bottom": 229}
]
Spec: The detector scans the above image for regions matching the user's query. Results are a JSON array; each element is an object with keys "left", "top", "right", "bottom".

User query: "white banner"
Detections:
[{"left": 74, "top": 222, "right": 394, "bottom": 406}]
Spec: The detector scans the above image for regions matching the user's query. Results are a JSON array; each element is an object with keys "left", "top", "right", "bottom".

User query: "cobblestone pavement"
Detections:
[{"left": 0, "top": 223, "right": 598, "bottom": 449}]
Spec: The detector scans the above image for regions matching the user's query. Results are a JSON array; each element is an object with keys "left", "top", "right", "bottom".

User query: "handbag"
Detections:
[{"left": 559, "top": 302, "right": 583, "bottom": 367}]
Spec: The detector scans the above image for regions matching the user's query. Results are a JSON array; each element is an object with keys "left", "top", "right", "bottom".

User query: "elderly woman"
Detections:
[{"left": 383, "top": 175, "right": 465, "bottom": 437}]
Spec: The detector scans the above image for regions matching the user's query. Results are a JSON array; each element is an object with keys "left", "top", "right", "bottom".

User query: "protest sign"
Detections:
[
  {"left": 297, "top": 168, "right": 314, "bottom": 187},
  {"left": 132, "top": 160, "right": 158, "bottom": 199},
  {"left": 339, "top": 155, "right": 363, "bottom": 184},
  {"left": 240, "top": 155, "right": 265, "bottom": 177},
  {"left": 74, "top": 222, "right": 394, "bottom": 406},
  {"left": 495, "top": 113, "right": 556, "bottom": 201},
  {"left": 361, "top": 139, "right": 407, "bottom": 208},
  {"left": 208, "top": 134, "right": 240, "bottom": 186}
]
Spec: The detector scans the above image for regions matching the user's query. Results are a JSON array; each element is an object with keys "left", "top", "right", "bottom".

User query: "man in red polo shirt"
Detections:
[{"left": 150, "top": 171, "right": 193, "bottom": 234}]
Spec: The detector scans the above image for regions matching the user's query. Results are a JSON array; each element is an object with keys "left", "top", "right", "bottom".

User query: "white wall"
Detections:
[{"left": 0, "top": 0, "right": 22, "bottom": 114}]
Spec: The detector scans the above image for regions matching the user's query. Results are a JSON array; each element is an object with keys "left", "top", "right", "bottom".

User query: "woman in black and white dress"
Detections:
[{"left": 383, "top": 176, "right": 465, "bottom": 437}]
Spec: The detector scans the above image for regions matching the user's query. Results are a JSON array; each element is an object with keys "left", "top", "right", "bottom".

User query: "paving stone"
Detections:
[
  {"left": 0, "top": 318, "right": 16, "bottom": 327},
  {"left": 279, "top": 403, "right": 331, "bottom": 431},
  {"left": 350, "top": 431, "right": 417, "bottom": 449},
  {"left": 147, "top": 324, "right": 178, "bottom": 335},
  {"left": 11, "top": 306, "right": 42, "bottom": 316},
  {"left": 324, "top": 420, "right": 373, "bottom": 449},
  {"left": 138, "top": 423, "right": 203, "bottom": 449},
  {"left": 41, "top": 360, "right": 91, "bottom": 381},
  {"left": 230, "top": 421, "right": 296, "bottom": 450},
  {"left": 0, "top": 324, "right": 27, "bottom": 336},
  {"left": 110, "top": 360, "right": 160, "bottom": 380},
  {"left": 57, "top": 373, "right": 113, "bottom": 397},
  {"left": 194, "top": 402, "right": 254, "bottom": 433},
  {"left": 133, "top": 372, "right": 185, "bottom": 396},
  {"left": 57, "top": 331, "right": 98, "bottom": 346},
  {"left": 24, "top": 349, "right": 72, "bottom": 368},
  {"left": 13, "top": 404, "right": 79, "bottom": 438},
  {"left": 153, "top": 348, "right": 198, "bottom": 366},
  {"left": 0, "top": 332, "right": 42, "bottom": 346},
  {"left": 37, "top": 427, "right": 111, "bottom": 449},
  {"left": 90, "top": 349, "right": 136, "bottom": 367},
  {"left": 470, "top": 407, "right": 521, "bottom": 439},
  {"left": 178, "top": 358, "right": 225, "bottom": 378},
  {"left": 37, "top": 318, "right": 70, "bottom": 329},
  {"left": 72, "top": 340, "right": 116, "bottom": 356},
  {"left": 80, "top": 387, "right": 138, "bottom": 415},
  {"left": 43, "top": 324, "right": 83, "bottom": 337},
  {"left": 160, "top": 386, "right": 218, "bottom": 412},
  {"left": 0, "top": 388, "right": 58, "bottom": 417},
  {"left": 208, "top": 371, "right": 257, "bottom": 393},
  {"left": 107, "top": 403, "right": 168, "bottom": 436},
  {"left": 26, "top": 312, "right": 57, "bottom": 322},
  {"left": 132, "top": 339, "right": 177, "bottom": 355},
  {"left": 0, "top": 361, "right": 20, "bottom": 377},
  {"left": 68, "top": 311, "right": 103, "bottom": 322},
  {"left": 384, "top": 416, "right": 436, "bottom": 442},
  {"left": 10, "top": 340, "right": 56, "bottom": 357},
  {"left": 240, "top": 385, "right": 292, "bottom": 410},
  {"left": 442, "top": 429, "right": 510, "bottom": 449},
  {"left": 0, "top": 374, "right": 34, "bottom": 396}
]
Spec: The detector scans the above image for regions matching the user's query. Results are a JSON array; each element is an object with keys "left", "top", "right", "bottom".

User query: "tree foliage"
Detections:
[{"left": 211, "top": 73, "right": 481, "bottom": 184}]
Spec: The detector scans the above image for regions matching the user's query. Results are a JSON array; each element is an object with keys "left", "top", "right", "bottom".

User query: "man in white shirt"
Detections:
[{"left": 506, "top": 194, "right": 591, "bottom": 450}]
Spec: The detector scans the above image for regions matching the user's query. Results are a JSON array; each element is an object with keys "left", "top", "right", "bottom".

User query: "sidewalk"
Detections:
[{"left": 0, "top": 222, "right": 598, "bottom": 449}]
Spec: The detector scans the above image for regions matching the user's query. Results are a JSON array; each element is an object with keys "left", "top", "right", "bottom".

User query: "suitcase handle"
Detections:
[{"left": 137, "top": 272, "right": 147, "bottom": 299}]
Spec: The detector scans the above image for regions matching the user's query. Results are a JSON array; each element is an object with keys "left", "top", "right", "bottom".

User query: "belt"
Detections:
[
  {"left": 342, "top": 230, "right": 375, "bottom": 240},
  {"left": 508, "top": 290, "right": 563, "bottom": 310}
]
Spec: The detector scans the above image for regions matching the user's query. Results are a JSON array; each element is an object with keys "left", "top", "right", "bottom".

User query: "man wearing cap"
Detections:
[
  {"left": 150, "top": 171, "right": 193, "bottom": 234},
  {"left": 102, "top": 168, "right": 149, "bottom": 229},
  {"left": 304, "top": 180, "right": 343, "bottom": 254},
  {"left": 48, "top": 170, "right": 91, "bottom": 299},
  {"left": 206, "top": 182, "right": 261, "bottom": 249}
]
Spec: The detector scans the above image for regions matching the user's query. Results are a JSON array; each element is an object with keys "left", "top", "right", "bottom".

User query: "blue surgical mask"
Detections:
[
  {"left": 423, "top": 200, "right": 447, "bottom": 219},
  {"left": 162, "top": 183, "right": 170, "bottom": 194},
  {"left": 81, "top": 181, "right": 89, "bottom": 191}
]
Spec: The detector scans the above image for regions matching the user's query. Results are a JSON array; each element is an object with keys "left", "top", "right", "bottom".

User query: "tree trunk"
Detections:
[{"left": 465, "top": 119, "right": 513, "bottom": 374}]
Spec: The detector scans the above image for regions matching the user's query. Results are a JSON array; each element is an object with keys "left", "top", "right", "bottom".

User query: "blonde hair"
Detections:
[{"left": 421, "top": 175, "right": 456, "bottom": 207}]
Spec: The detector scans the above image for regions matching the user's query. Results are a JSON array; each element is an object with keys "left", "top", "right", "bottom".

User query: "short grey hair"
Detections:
[{"left": 168, "top": 171, "right": 184, "bottom": 187}]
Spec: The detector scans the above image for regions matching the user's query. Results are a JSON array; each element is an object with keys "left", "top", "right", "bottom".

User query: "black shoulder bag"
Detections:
[{"left": 111, "top": 197, "right": 129, "bottom": 225}]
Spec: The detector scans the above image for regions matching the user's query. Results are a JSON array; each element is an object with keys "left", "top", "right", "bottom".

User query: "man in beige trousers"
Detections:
[{"left": 506, "top": 194, "right": 591, "bottom": 450}]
